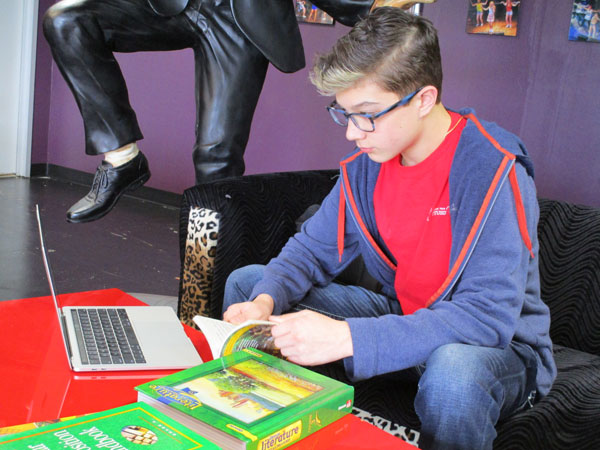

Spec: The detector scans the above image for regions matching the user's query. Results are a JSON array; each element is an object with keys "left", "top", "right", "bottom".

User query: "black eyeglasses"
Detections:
[{"left": 327, "top": 87, "right": 424, "bottom": 132}]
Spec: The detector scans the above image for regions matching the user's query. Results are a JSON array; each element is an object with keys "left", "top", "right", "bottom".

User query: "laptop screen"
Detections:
[{"left": 36, "top": 204, "right": 73, "bottom": 361}]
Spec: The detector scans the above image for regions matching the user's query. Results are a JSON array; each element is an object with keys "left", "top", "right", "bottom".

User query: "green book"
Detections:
[
  {"left": 0, "top": 402, "right": 221, "bottom": 449},
  {"left": 135, "top": 349, "right": 354, "bottom": 450}
]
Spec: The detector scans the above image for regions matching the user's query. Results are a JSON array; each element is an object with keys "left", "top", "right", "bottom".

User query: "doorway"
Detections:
[{"left": 0, "top": 0, "right": 39, "bottom": 177}]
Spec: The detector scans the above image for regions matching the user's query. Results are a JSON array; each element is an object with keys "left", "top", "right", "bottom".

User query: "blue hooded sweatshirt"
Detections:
[{"left": 249, "top": 109, "right": 556, "bottom": 398}]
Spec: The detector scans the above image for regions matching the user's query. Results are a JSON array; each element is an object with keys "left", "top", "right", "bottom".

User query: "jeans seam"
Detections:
[{"left": 292, "top": 304, "right": 347, "bottom": 320}]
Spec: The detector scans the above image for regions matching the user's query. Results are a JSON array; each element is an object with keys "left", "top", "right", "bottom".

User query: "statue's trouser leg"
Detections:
[
  {"left": 189, "top": 2, "right": 269, "bottom": 183},
  {"left": 42, "top": 0, "right": 196, "bottom": 155},
  {"left": 44, "top": 0, "right": 270, "bottom": 183}
]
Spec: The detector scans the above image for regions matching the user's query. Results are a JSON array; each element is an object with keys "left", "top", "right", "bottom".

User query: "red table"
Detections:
[{"left": 0, "top": 289, "right": 413, "bottom": 448}]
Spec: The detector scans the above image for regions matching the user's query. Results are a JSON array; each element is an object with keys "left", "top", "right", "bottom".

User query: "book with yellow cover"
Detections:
[
  {"left": 135, "top": 349, "right": 354, "bottom": 450},
  {"left": 0, "top": 402, "right": 221, "bottom": 449}
]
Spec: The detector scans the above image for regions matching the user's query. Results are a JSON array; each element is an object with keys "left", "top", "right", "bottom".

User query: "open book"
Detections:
[{"left": 193, "top": 315, "right": 282, "bottom": 360}]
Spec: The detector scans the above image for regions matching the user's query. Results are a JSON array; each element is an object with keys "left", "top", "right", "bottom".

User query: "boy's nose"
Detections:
[{"left": 345, "top": 120, "right": 367, "bottom": 142}]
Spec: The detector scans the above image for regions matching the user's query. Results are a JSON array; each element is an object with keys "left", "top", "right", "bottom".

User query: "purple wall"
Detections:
[
  {"left": 423, "top": 0, "right": 600, "bottom": 207},
  {"left": 34, "top": 0, "right": 600, "bottom": 207}
]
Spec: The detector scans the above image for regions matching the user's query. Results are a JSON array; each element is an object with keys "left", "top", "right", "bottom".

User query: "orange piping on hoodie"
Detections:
[
  {"left": 467, "top": 114, "right": 534, "bottom": 259},
  {"left": 426, "top": 154, "right": 511, "bottom": 306},
  {"left": 338, "top": 152, "right": 396, "bottom": 269}
]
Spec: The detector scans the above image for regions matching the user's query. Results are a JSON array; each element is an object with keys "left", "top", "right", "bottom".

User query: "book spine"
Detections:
[{"left": 249, "top": 386, "right": 354, "bottom": 450}]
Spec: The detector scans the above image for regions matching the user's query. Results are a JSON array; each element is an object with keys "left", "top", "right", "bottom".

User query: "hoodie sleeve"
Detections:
[
  {"left": 344, "top": 162, "right": 542, "bottom": 380},
  {"left": 249, "top": 179, "right": 362, "bottom": 314}
]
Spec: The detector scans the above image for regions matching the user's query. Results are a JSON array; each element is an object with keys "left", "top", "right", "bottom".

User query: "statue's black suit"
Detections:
[{"left": 43, "top": 0, "right": 373, "bottom": 183}]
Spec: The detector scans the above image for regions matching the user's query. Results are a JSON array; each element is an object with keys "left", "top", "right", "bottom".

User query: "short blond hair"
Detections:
[{"left": 310, "top": 7, "right": 443, "bottom": 101}]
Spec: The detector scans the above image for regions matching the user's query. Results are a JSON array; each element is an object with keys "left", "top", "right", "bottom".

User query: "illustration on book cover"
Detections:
[{"left": 148, "top": 358, "right": 324, "bottom": 423}]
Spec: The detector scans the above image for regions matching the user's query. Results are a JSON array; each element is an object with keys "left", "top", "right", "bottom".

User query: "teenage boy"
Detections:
[{"left": 222, "top": 7, "right": 555, "bottom": 449}]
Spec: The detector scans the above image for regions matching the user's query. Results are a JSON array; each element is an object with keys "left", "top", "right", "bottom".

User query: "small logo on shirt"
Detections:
[{"left": 427, "top": 206, "right": 450, "bottom": 221}]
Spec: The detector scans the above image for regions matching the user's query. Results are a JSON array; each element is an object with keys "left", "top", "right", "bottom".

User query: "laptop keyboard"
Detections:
[{"left": 70, "top": 308, "right": 146, "bottom": 365}]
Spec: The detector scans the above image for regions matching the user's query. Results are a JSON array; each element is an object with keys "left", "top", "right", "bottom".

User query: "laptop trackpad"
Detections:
[{"left": 126, "top": 307, "right": 202, "bottom": 366}]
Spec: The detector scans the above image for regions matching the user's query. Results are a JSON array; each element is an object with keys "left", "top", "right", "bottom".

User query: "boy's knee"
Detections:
[
  {"left": 417, "top": 344, "right": 504, "bottom": 418},
  {"left": 226, "top": 264, "right": 263, "bottom": 288},
  {"left": 223, "top": 264, "right": 265, "bottom": 313},
  {"left": 416, "top": 344, "right": 504, "bottom": 448}
]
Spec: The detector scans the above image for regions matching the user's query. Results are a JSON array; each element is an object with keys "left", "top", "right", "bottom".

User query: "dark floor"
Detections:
[{"left": 0, "top": 176, "right": 181, "bottom": 303}]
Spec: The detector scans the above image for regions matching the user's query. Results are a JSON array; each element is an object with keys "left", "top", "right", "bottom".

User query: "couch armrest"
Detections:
[
  {"left": 538, "top": 198, "right": 600, "bottom": 356},
  {"left": 178, "top": 170, "right": 338, "bottom": 322}
]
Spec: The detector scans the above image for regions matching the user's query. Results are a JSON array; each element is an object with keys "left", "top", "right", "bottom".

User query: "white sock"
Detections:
[{"left": 104, "top": 143, "right": 139, "bottom": 167}]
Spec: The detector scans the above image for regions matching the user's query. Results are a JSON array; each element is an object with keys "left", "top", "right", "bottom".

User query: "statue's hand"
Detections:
[{"left": 371, "top": 0, "right": 438, "bottom": 12}]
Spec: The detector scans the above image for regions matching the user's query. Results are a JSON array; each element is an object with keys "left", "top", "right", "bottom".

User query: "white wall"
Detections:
[{"left": 0, "top": 0, "right": 38, "bottom": 176}]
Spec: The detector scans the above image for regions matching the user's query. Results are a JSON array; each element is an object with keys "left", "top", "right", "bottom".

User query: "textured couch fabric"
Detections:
[{"left": 178, "top": 171, "right": 600, "bottom": 449}]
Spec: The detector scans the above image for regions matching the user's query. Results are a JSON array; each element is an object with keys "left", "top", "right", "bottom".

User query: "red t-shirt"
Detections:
[{"left": 373, "top": 111, "right": 466, "bottom": 314}]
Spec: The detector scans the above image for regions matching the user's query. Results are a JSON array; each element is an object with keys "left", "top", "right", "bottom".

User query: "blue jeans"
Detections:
[{"left": 224, "top": 265, "right": 538, "bottom": 450}]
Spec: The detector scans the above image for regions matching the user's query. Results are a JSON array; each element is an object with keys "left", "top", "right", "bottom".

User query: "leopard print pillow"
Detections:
[{"left": 179, "top": 207, "right": 219, "bottom": 326}]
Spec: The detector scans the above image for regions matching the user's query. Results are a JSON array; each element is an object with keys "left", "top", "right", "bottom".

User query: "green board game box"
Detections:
[
  {"left": 135, "top": 349, "right": 354, "bottom": 450},
  {"left": 0, "top": 402, "right": 221, "bottom": 449}
]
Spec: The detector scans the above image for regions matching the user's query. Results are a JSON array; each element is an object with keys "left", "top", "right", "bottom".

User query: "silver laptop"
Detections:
[{"left": 36, "top": 205, "right": 203, "bottom": 372}]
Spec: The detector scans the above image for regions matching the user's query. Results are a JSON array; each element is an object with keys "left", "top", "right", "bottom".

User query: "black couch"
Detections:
[{"left": 177, "top": 170, "right": 600, "bottom": 449}]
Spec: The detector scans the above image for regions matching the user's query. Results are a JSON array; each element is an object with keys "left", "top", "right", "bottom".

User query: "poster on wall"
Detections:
[
  {"left": 569, "top": 0, "right": 600, "bottom": 42},
  {"left": 295, "top": 1, "right": 335, "bottom": 25},
  {"left": 466, "top": 0, "right": 521, "bottom": 37}
]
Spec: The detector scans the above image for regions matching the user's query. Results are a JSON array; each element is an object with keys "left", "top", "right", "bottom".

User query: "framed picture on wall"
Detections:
[
  {"left": 295, "top": 1, "right": 335, "bottom": 25},
  {"left": 465, "top": 0, "right": 521, "bottom": 37},
  {"left": 569, "top": 0, "right": 600, "bottom": 42}
]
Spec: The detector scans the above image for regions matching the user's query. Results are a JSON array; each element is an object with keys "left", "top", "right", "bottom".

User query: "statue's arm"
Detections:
[{"left": 146, "top": 0, "right": 189, "bottom": 17}]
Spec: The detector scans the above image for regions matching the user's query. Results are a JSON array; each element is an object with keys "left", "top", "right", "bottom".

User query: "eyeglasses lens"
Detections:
[
  {"left": 328, "top": 108, "right": 374, "bottom": 132},
  {"left": 329, "top": 108, "right": 348, "bottom": 127},
  {"left": 350, "top": 116, "right": 374, "bottom": 132}
]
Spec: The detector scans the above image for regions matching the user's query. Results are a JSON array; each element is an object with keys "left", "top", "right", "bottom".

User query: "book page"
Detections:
[
  {"left": 193, "top": 316, "right": 278, "bottom": 359},
  {"left": 192, "top": 316, "right": 236, "bottom": 359}
]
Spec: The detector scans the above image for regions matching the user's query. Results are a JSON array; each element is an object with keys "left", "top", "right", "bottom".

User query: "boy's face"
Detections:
[{"left": 335, "top": 79, "right": 422, "bottom": 164}]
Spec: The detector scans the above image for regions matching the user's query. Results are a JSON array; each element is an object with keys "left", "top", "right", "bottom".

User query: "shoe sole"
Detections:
[{"left": 66, "top": 171, "right": 151, "bottom": 224}]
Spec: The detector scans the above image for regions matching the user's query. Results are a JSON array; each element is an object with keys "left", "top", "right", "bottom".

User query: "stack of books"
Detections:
[{"left": 135, "top": 348, "right": 355, "bottom": 449}]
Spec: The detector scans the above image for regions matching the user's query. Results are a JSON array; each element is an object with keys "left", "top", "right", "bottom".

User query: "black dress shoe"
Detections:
[{"left": 66, "top": 152, "right": 151, "bottom": 223}]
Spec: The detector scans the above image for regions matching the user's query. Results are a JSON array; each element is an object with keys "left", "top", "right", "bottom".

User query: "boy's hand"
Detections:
[
  {"left": 269, "top": 310, "right": 353, "bottom": 366},
  {"left": 223, "top": 294, "right": 274, "bottom": 324}
]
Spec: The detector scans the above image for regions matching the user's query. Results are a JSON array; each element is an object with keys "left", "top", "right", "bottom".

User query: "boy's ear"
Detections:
[{"left": 417, "top": 86, "right": 439, "bottom": 118}]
